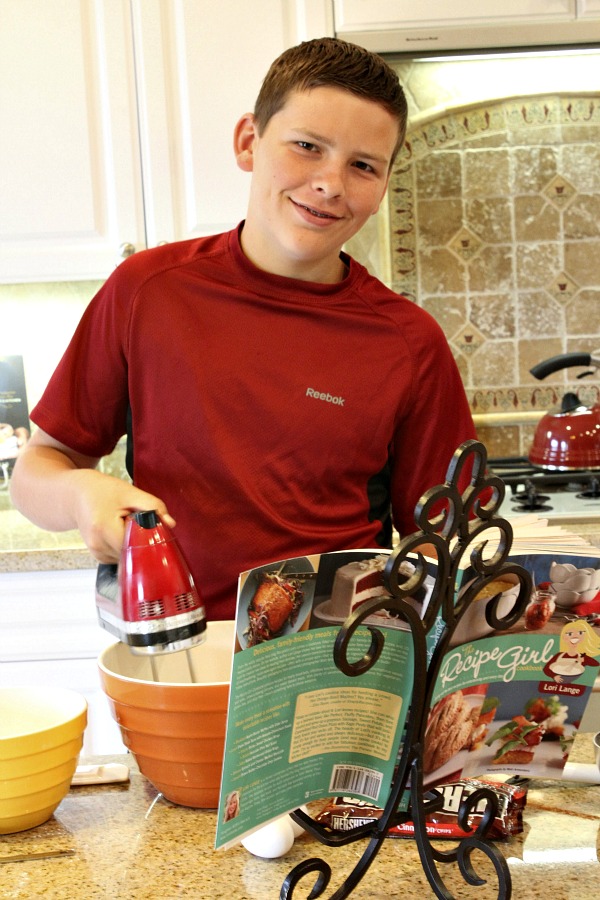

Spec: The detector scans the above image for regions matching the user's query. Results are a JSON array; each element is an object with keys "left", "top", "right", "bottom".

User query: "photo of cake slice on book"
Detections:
[{"left": 314, "top": 554, "right": 434, "bottom": 627}]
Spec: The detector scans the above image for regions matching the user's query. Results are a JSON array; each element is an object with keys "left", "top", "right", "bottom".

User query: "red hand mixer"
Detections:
[{"left": 95, "top": 510, "right": 206, "bottom": 655}]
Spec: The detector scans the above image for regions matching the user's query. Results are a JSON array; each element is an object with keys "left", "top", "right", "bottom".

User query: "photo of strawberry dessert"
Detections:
[{"left": 523, "top": 696, "right": 568, "bottom": 740}]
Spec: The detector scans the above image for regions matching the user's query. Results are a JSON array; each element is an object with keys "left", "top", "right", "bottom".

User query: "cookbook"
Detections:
[{"left": 215, "top": 522, "right": 600, "bottom": 850}]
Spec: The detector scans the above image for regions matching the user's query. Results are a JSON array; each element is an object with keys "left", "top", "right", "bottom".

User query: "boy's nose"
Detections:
[{"left": 312, "top": 163, "right": 345, "bottom": 198}]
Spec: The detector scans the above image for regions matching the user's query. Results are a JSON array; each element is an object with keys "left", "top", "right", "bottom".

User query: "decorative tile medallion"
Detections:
[
  {"left": 546, "top": 271, "right": 580, "bottom": 304},
  {"left": 448, "top": 227, "right": 483, "bottom": 261},
  {"left": 544, "top": 175, "right": 577, "bottom": 208},
  {"left": 452, "top": 323, "right": 486, "bottom": 356}
]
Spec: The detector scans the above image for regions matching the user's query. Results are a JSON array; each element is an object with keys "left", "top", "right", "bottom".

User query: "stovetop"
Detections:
[{"left": 489, "top": 457, "right": 600, "bottom": 523}]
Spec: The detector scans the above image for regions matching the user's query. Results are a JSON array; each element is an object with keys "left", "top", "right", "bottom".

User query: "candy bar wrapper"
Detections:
[{"left": 314, "top": 777, "right": 527, "bottom": 841}]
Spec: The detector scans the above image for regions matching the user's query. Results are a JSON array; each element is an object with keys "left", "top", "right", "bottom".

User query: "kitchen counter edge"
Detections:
[{"left": 0, "top": 546, "right": 96, "bottom": 573}]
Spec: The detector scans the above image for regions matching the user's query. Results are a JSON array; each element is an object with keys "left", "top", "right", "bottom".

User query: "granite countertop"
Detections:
[{"left": 1, "top": 736, "right": 599, "bottom": 900}]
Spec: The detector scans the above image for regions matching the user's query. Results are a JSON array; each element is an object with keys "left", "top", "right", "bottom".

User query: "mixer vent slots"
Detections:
[
  {"left": 138, "top": 598, "right": 165, "bottom": 619},
  {"left": 174, "top": 591, "right": 198, "bottom": 612}
]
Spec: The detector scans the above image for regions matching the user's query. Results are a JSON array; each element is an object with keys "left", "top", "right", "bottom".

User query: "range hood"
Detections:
[{"left": 332, "top": 1, "right": 600, "bottom": 54}]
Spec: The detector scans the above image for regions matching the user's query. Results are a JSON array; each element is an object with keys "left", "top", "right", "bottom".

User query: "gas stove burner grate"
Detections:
[
  {"left": 486, "top": 456, "right": 600, "bottom": 517},
  {"left": 510, "top": 484, "right": 553, "bottom": 512},
  {"left": 576, "top": 476, "right": 600, "bottom": 500},
  {"left": 513, "top": 503, "right": 553, "bottom": 512},
  {"left": 489, "top": 458, "right": 599, "bottom": 490}
]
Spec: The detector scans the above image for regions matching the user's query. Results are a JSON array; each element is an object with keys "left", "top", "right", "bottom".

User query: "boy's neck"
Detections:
[{"left": 239, "top": 221, "right": 348, "bottom": 284}]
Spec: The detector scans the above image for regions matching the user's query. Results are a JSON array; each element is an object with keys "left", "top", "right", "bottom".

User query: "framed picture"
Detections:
[{"left": 0, "top": 355, "right": 30, "bottom": 462}]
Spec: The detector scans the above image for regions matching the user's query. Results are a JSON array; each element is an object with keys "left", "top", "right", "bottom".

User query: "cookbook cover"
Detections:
[
  {"left": 215, "top": 542, "right": 600, "bottom": 849},
  {"left": 422, "top": 549, "right": 600, "bottom": 790}
]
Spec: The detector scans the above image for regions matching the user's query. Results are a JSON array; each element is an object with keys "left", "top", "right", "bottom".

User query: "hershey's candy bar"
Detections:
[{"left": 315, "top": 776, "right": 527, "bottom": 841}]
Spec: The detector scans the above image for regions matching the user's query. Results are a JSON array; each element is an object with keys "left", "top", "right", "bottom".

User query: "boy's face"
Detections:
[{"left": 235, "top": 86, "right": 399, "bottom": 283}]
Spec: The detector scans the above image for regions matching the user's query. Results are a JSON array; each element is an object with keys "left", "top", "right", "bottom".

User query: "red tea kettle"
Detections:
[{"left": 529, "top": 351, "right": 600, "bottom": 471}]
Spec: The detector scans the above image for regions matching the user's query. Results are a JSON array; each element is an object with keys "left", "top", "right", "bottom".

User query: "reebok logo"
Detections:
[{"left": 306, "top": 387, "right": 345, "bottom": 406}]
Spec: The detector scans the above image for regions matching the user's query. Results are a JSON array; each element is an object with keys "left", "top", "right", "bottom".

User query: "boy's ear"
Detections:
[{"left": 234, "top": 113, "right": 258, "bottom": 172}]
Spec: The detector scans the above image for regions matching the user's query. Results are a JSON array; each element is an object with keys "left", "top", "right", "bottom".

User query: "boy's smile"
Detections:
[{"left": 235, "top": 86, "right": 399, "bottom": 283}]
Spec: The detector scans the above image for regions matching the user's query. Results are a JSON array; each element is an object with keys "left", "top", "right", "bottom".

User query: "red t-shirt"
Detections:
[{"left": 32, "top": 225, "right": 476, "bottom": 620}]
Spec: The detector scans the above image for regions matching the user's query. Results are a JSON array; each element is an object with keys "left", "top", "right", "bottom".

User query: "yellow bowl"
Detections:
[
  {"left": 0, "top": 778, "right": 75, "bottom": 834},
  {"left": 0, "top": 736, "right": 84, "bottom": 780},
  {"left": 98, "top": 620, "right": 233, "bottom": 809},
  {"left": 0, "top": 687, "right": 87, "bottom": 834},
  {"left": 1, "top": 758, "right": 78, "bottom": 800}
]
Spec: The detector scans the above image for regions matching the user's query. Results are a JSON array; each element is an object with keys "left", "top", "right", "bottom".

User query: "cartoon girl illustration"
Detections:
[{"left": 543, "top": 619, "right": 600, "bottom": 684}]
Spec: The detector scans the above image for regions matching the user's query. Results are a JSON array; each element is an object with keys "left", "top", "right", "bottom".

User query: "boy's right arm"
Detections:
[{"left": 9, "top": 429, "right": 174, "bottom": 563}]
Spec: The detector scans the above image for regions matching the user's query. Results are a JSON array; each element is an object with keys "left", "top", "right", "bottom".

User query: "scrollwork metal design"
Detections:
[{"left": 280, "top": 441, "right": 532, "bottom": 900}]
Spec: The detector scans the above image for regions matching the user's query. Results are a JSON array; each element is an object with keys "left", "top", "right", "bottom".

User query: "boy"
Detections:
[{"left": 10, "top": 38, "right": 476, "bottom": 620}]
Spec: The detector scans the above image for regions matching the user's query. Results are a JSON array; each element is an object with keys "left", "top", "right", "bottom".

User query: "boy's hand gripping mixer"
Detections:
[{"left": 95, "top": 510, "right": 206, "bottom": 655}]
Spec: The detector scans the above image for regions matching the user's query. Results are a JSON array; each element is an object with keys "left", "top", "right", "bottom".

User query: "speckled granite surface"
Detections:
[
  {"left": 0, "top": 546, "right": 96, "bottom": 571},
  {"left": 1, "top": 736, "right": 599, "bottom": 900}
]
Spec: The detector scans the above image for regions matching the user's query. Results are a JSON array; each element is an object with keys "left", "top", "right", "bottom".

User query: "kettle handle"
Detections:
[{"left": 530, "top": 352, "right": 593, "bottom": 380}]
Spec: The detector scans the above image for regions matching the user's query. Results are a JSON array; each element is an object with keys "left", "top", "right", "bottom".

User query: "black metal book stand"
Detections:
[{"left": 280, "top": 440, "right": 533, "bottom": 900}]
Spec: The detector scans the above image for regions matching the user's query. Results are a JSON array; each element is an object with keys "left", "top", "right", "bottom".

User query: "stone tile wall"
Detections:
[{"left": 387, "top": 94, "right": 600, "bottom": 459}]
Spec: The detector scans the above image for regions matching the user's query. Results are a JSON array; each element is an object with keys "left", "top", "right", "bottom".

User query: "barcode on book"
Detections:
[{"left": 329, "top": 765, "right": 383, "bottom": 802}]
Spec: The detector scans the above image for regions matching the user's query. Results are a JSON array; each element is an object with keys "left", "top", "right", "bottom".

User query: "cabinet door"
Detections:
[
  {"left": 0, "top": 0, "right": 145, "bottom": 283},
  {"left": 131, "top": 0, "right": 292, "bottom": 244},
  {"left": 576, "top": 0, "right": 600, "bottom": 13},
  {"left": 333, "top": 0, "right": 574, "bottom": 30},
  {"left": 332, "top": 0, "right": 600, "bottom": 51}
]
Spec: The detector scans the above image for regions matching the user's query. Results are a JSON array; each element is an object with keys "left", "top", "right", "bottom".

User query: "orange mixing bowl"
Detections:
[{"left": 98, "top": 620, "right": 233, "bottom": 808}]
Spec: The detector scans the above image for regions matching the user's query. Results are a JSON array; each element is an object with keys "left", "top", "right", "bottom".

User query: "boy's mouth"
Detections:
[{"left": 292, "top": 200, "right": 339, "bottom": 221}]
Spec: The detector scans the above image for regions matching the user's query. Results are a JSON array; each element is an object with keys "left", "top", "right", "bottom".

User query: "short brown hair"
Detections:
[{"left": 253, "top": 38, "right": 408, "bottom": 165}]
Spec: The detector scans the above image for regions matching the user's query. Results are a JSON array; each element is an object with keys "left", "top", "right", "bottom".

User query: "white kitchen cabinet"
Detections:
[
  {"left": 0, "top": 0, "right": 318, "bottom": 283},
  {"left": 333, "top": 0, "right": 600, "bottom": 52},
  {"left": 334, "top": 0, "right": 575, "bottom": 30},
  {"left": 0, "top": 0, "right": 145, "bottom": 282},
  {"left": 577, "top": 0, "right": 600, "bottom": 13},
  {"left": 129, "top": 0, "right": 289, "bottom": 249}
]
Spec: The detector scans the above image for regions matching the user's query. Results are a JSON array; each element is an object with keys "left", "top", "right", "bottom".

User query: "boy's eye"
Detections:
[
  {"left": 297, "top": 141, "right": 317, "bottom": 151},
  {"left": 353, "top": 160, "right": 375, "bottom": 174}
]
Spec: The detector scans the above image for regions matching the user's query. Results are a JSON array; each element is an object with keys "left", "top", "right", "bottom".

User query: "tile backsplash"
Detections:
[
  {"left": 391, "top": 91, "right": 599, "bottom": 414},
  {"left": 348, "top": 52, "right": 600, "bottom": 461}
]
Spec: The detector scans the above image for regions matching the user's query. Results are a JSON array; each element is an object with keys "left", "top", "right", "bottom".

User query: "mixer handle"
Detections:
[{"left": 529, "top": 352, "right": 597, "bottom": 380}]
